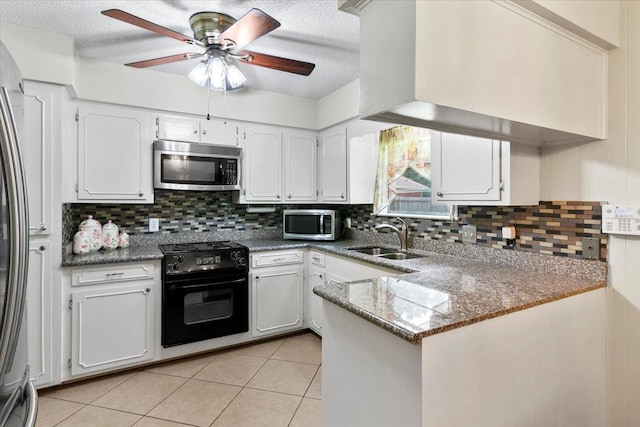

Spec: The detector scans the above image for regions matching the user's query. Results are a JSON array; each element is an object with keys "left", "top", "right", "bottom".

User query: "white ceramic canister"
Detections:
[
  {"left": 72, "top": 230, "right": 92, "bottom": 255},
  {"left": 78, "top": 215, "right": 102, "bottom": 252},
  {"left": 119, "top": 229, "right": 130, "bottom": 248},
  {"left": 102, "top": 220, "right": 119, "bottom": 250}
]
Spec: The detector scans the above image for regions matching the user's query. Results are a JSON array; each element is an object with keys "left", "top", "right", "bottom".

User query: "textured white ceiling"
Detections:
[{"left": 0, "top": 0, "right": 360, "bottom": 99}]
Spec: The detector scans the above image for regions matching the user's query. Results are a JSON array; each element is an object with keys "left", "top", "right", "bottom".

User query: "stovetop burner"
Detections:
[{"left": 159, "top": 241, "right": 245, "bottom": 254}]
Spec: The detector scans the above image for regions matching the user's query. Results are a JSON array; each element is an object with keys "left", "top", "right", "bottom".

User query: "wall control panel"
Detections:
[{"left": 602, "top": 204, "right": 640, "bottom": 236}]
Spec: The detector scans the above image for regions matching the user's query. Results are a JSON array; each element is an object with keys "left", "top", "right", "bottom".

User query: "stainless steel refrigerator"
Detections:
[{"left": 0, "top": 41, "right": 38, "bottom": 426}]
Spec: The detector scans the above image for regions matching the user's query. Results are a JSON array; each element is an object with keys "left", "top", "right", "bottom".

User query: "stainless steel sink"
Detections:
[
  {"left": 348, "top": 247, "right": 398, "bottom": 255},
  {"left": 347, "top": 247, "right": 426, "bottom": 260},
  {"left": 377, "top": 252, "right": 425, "bottom": 260}
]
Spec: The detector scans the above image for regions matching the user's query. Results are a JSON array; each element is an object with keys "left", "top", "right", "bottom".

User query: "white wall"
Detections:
[
  {"left": 317, "top": 79, "right": 360, "bottom": 129},
  {"left": 0, "top": 22, "right": 318, "bottom": 129},
  {"left": 539, "top": 2, "right": 640, "bottom": 425}
]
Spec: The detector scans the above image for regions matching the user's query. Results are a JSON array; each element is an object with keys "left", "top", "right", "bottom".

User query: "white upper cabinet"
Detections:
[
  {"left": 77, "top": 103, "right": 154, "bottom": 203},
  {"left": 359, "top": 0, "right": 608, "bottom": 145},
  {"left": 431, "top": 133, "right": 540, "bottom": 206},
  {"left": 284, "top": 130, "right": 317, "bottom": 202},
  {"left": 242, "top": 124, "right": 283, "bottom": 202},
  {"left": 157, "top": 115, "right": 238, "bottom": 146},
  {"left": 22, "top": 82, "right": 60, "bottom": 235},
  {"left": 318, "top": 128, "right": 348, "bottom": 203}
]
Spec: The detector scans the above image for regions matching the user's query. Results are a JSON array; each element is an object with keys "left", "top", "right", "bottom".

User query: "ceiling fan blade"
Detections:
[
  {"left": 126, "top": 53, "right": 203, "bottom": 68},
  {"left": 102, "top": 9, "right": 201, "bottom": 46},
  {"left": 237, "top": 51, "right": 315, "bottom": 76},
  {"left": 219, "top": 9, "right": 280, "bottom": 50}
]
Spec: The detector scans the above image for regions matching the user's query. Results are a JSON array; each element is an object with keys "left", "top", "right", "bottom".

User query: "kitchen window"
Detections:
[{"left": 373, "top": 126, "right": 456, "bottom": 220}]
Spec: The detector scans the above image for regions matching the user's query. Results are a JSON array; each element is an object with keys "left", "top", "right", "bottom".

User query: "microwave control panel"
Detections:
[{"left": 602, "top": 204, "right": 640, "bottom": 236}]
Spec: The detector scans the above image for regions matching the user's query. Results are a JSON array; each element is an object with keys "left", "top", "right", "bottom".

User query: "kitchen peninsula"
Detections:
[{"left": 314, "top": 249, "right": 606, "bottom": 427}]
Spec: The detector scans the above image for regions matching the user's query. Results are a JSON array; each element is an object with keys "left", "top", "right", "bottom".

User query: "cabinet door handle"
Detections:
[
  {"left": 193, "top": 129, "right": 198, "bottom": 134},
  {"left": 287, "top": 194, "right": 292, "bottom": 199},
  {"left": 437, "top": 191, "right": 444, "bottom": 197},
  {"left": 40, "top": 225, "right": 47, "bottom": 231},
  {"left": 202, "top": 130, "right": 207, "bottom": 135},
  {"left": 39, "top": 245, "right": 46, "bottom": 251},
  {"left": 319, "top": 274, "right": 323, "bottom": 279},
  {"left": 138, "top": 192, "right": 144, "bottom": 198},
  {"left": 276, "top": 194, "right": 280, "bottom": 199},
  {"left": 255, "top": 275, "right": 260, "bottom": 280},
  {"left": 340, "top": 193, "right": 345, "bottom": 199},
  {"left": 145, "top": 288, "right": 151, "bottom": 293}
]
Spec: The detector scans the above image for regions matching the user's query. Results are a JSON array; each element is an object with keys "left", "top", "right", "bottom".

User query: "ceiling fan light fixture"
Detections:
[
  {"left": 188, "top": 59, "right": 210, "bottom": 86},
  {"left": 225, "top": 61, "right": 246, "bottom": 89},
  {"left": 188, "top": 51, "right": 245, "bottom": 92}
]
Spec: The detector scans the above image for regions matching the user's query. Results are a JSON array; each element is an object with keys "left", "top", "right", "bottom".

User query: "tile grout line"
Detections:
[{"left": 208, "top": 339, "right": 289, "bottom": 426}]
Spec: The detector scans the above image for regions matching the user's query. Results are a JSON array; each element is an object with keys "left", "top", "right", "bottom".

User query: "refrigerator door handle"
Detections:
[
  {"left": 0, "top": 86, "right": 30, "bottom": 375},
  {"left": 24, "top": 379, "right": 38, "bottom": 426}
]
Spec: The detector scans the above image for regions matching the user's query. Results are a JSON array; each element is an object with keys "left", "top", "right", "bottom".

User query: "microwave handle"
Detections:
[{"left": 320, "top": 214, "right": 324, "bottom": 233}]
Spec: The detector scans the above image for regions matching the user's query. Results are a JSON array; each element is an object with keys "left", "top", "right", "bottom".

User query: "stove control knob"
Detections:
[
  {"left": 231, "top": 251, "right": 239, "bottom": 259},
  {"left": 235, "top": 257, "right": 246, "bottom": 266},
  {"left": 177, "top": 256, "right": 184, "bottom": 263},
  {"left": 172, "top": 263, "right": 180, "bottom": 271}
]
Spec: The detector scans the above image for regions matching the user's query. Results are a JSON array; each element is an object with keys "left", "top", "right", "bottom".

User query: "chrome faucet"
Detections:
[{"left": 375, "top": 217, "right": 408, "bottom": 251}]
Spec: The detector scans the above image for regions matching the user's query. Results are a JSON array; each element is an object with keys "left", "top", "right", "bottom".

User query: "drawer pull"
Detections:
[
  {"left": 105, "top": 272, "right": 124, "bottom": 278},
  {"left": 273, "top": 257, "right": 285, "bottom": 262}
]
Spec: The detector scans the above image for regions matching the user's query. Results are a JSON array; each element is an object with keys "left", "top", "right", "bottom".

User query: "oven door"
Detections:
[{"left": 162, "top": 272, "right": 249, "bottom": 347}]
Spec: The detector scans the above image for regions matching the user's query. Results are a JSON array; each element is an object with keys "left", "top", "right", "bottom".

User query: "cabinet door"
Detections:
[
  {"left": 319, "top": 128, "right": 347, "bottom": 202},
  {"left": 431, "top": 133, "right": 502, "bottom": 202},
  {"left": 308, "top": 266, "right": 325, "bottom": 335},
  {"left": 284, "top": 130, "right": 317, "bottom": 202},
  {"left": 23, "top": 84, "right": 57, "bottom": 236},
  {"left": 243, "top": 125, "right": 283, "bottom": 202},
  {"left": 71, "top": 284, "right": 154, "bottom": 376},
  {"left": 77, "top": 104, "right": 153, "bottom": 202},
  {"left": 252, "top": 267, "right": 304, "bottom": 336},
  {"left": 157, "top": 116, "right": 200, "bottom": 142},
  {"left": 26, "top": 241, "right": 53, "bottom": 386},
  {"left": 200, "top": 119, "right": 238, "bottom": 146}
]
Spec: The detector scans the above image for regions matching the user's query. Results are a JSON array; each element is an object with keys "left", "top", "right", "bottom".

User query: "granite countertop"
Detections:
[
  {"left": 313, "top": 251, "right": 606, "bottom": 344},
  {"left": 62, "top": 236, "right": 606, "bottom": 346},
  {"left": 62, "top": 244, "right": 164, "bottom": 266}
]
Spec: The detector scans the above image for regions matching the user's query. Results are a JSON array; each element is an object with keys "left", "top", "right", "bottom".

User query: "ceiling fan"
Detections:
[{"left": 101, "top": 8, "right": 316, "bottom": 90}]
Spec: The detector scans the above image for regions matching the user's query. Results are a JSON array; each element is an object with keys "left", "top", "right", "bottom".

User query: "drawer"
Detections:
[
  {"left": 251, "top": 250, "right": 304, "bottom": 268},
  {"left": 72, "top": 263, "right": 155, "bottom": 287},
  {"left": 309, "top": 251, "right": 325, "bottom": 267}
]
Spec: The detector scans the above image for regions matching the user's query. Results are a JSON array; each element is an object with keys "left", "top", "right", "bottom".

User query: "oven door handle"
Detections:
[{"left": 168, "top": 277, "right": 246, "bottom": 291}]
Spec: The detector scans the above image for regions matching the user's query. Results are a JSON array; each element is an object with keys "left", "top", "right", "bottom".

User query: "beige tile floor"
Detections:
[{"left": 37, "top": 332, "right": 322, "bottom": 427}]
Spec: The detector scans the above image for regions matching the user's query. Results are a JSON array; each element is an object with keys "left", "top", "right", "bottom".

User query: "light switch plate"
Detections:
[
  {"left": 462, "top": 225, "right": 477, "bottom": 244},
  {"left": 149, "top": 218, "right": 160, "bottom": 232},
  {"left": 582, "top": 237, "right": 600, "bottom": 260}
]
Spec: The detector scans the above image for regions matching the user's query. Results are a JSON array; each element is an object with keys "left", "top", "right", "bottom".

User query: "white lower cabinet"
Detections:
[
  {"left": 251, "top": 250, "right": 304, "bottom": 337},
  {"left": 68, "top": 263, "right": 157, "bottom": 377},
  {"left": 308, "top": 266, "right": 325, "bottom": 335},
  {"left": 307, "top": 251, "right": 400, "bottom": 337},
  {"left": 26, "top": 240, "right": 54, "bottom": 387}
]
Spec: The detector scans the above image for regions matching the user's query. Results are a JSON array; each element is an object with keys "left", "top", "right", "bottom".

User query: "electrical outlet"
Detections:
[
  {"left": 149, "top": 218, "right": 160, "bottom": 232},
  {"left": 582, "top": 237, "right": 600, "bottom": 260},
  {"left": 462, "top": 225, "right": 477, "bottom": 244}
]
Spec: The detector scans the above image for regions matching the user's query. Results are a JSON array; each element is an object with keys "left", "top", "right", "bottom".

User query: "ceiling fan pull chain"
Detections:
[{"left": 206, "top": 85, "right": 211, "bottom": 120}]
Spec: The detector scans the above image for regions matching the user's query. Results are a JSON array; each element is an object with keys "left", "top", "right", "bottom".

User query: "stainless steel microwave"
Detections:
[
  {"left": 283, "top": 209, "right": 341, "bottom": 241},
  {"left": 154, "top": 140, "right": 241, "bottom": 191}
]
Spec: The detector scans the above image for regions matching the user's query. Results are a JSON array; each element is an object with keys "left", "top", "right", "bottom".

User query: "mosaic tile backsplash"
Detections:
[
  {"left": 342, "top": 201, "right": 606, "bottom": 261},
  {"left": 64, "top": 193, "right": 606, "bottom": 262}
]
